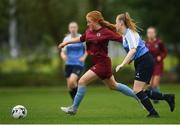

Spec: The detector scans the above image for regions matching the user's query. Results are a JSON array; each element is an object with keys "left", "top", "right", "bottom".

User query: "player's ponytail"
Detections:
[
  {"left": 98, "top": 19, "right": 116, "bottom": 32},
  {"left": 86, "top": 11, "right": 116, "bottom": 32},
  {"left": 117, "top": 12, "right": 140, "bottom": 32}
]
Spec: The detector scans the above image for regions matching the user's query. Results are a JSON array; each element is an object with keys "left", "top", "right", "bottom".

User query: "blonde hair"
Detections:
[
  {"left": 116, "top": 12, "right": 139, "bottom": 32},
  {"left": 86, "top": 11, "right": 116, "bottom": 32},
  {"left": 68, "top": 21, "right": 78, "bottom": 28}
]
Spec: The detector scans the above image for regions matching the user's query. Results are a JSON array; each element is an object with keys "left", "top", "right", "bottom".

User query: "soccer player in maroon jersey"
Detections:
[
  {"left": 58, "top": 11, "right": 138, "bottom": 115},
  {"left": 145, "top": 27, "right": 168, "bottom": 103}
]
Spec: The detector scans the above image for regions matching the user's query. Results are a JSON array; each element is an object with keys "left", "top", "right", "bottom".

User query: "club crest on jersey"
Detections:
[{"left": 96, "top": 33, "right": 101, "bottom": 37}]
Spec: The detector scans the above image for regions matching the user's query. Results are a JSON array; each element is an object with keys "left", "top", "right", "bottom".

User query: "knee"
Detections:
[
  {"left": 68, "top": 79, "right": 77, "bottom": 89},
  {"left": 133, "top": 83, "right": 145, "bottom": 94}
]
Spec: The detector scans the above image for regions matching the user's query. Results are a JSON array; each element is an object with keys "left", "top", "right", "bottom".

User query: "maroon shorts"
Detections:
[
  {"left": 153, "top": 62, "right": 163, "bottom": 76},
  {"left": 90, "top": 56, "right": 112, "bottom": 80}
]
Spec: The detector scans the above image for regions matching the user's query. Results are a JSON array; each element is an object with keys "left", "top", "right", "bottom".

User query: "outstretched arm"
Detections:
[{"left": 58, "top": 37, "right": 81, "bottom": 49}]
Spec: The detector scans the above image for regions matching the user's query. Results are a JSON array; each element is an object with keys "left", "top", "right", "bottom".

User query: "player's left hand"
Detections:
[{"left": 116, "top": 64, "right": 124, "bottom": 72}]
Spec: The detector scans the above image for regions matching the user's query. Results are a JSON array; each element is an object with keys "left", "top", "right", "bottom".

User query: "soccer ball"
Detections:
[{"left": 11, "top": 105, "right": 27, "bottom": 119}]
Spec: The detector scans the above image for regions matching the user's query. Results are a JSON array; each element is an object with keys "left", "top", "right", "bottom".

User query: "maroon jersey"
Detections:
[
  {"left": 145, "top": 39, "right": 167, "bottom": 63},
  {"left": 80, "top": 27, "right": 122, "bottom": 57},
  {"left": 80, "top": 27, "right": 122, "bottom": 79},
  {"left": 145, "top": 39, "right": 167, "bottom": 76}
]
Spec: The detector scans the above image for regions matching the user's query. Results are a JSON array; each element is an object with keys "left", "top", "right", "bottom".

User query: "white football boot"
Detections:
[{"left": 61, "top": 106, "right": 77, "bottom": 115}]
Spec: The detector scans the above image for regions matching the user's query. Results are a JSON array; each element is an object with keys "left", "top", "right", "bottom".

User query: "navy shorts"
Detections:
[
  {"left": 134, "top": 52, "right": 154, "bottom": 84},
  {"left": 64, "top": 65, "right": 84, "bottom": 78}
]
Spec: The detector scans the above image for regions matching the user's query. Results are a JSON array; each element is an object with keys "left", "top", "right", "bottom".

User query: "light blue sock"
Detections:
[
  {"left": 72, "top": 85, "right": 86, "bottom": 110},
  {"left": 116, "top": 83, "right": 137, "bottom": 99}
]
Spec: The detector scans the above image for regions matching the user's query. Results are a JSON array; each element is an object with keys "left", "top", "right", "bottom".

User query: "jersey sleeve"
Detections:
[
  {"left": 106, "top": 29, "right": 122, "bottom": 43},
  {"left": 125, "top": 30, "right": 138, "bottom": 49},
  {"left": 80, "top": 31, "right": 86, "bottom": 42}
]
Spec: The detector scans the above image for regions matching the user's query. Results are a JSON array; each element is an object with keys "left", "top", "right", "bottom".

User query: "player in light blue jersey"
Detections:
[
  {"left": 61, "top": 22, "right": 87, "bottom": 101},
  {"left": 121, "top": 28, "right": 149, "bottom": 60},
  {"left": 115, "top": 12, "right": 175, "bottom": 118}
]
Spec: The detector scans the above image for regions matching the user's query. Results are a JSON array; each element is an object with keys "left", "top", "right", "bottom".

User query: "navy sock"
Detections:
[
  {"left": 152, "top": 87, "right": 160, "bottom": 93},
  {"left": 145, "top": 89, "right": 168, "bottom": 100},
  {"left": 69, "top": 87, "right": 77, "bottom": 100},
  {"left": 136, "top": 91, "right": 157, "bottom": 114},
  {"left": 151, "top": 87, "right": 160, "bottom": 102}
]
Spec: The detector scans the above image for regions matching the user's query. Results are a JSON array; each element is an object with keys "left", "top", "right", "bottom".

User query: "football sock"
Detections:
[
  {"left": 136, "top": 91, "right": 157, "bottom": 114},
  {"left": 72, "top": 85, "right": 86, "bottom": 110},
  {"left": 145, "top": 89, "right": 168, "bottom": 100},
  {"left": 152, "top": 86, "right": 160, "bottom": 93},
  {"left": 116, "top": 83, "right": 138, "bottom": 99}
]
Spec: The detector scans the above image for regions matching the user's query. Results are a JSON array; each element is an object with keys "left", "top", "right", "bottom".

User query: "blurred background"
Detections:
[{"left": 0, "top": 0, "right": 179, "bottom": 87}]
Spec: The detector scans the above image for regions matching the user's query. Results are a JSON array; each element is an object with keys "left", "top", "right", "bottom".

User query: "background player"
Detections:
[
  {"left": 145, "top": 26, "right": 168, "bottom": 103},
  {"left": 61, "top": 22, "right": 87, "bottom": 101}
]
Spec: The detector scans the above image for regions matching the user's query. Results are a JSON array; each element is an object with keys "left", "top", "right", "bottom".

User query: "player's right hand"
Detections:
[{"left": 115, "top": 64, "right": 124, "bottom": 72}]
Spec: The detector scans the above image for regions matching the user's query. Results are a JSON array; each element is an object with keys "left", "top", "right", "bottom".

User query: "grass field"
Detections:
[{"left": 0, "top": 84, "right": 179, "bottom": 124}]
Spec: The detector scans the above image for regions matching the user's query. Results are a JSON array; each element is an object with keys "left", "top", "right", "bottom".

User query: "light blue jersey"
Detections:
[
  {"left": 62, "top": 34, "right": 85, "bottom": 67},
  {"left": 122, "top": 28, "right": 149, "bottom": 60}
]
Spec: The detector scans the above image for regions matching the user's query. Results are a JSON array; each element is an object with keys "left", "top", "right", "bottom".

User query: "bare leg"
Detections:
[
  {"left": 61, "top": 70, "right": 99, "bottom": 114},
  {"left": 72, "top": 70, "right": 99, "bottom": 109},
  {"left": 151, "top": 75, "right": 161, "bottom": 88}
]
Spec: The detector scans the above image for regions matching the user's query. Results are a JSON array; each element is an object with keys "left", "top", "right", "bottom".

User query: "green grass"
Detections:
[{"left": 0, "top": 84, "right": 179, "bottom": 124}]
